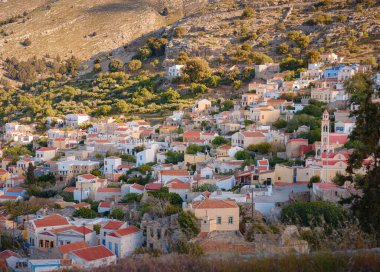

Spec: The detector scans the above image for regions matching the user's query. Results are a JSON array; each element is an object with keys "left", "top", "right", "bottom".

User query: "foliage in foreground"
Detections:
[
  {"left": 77, "top": 251, "right": 380, "bottom": 272},
  {"left": 280, "top": 201, "right": 349, "bottom": 228}
]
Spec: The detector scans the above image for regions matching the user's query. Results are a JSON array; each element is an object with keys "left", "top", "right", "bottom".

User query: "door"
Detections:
[{"left": 115, "top": 243, "right": 119, "bottom": 257}]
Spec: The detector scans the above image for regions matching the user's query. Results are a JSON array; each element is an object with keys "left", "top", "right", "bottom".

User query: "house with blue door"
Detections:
[
  {"left": 105, "top": 226, "right": 144, "bottom": 258},
  {"left": 99, "top": 220, "right": 127, "bottom": 247}
]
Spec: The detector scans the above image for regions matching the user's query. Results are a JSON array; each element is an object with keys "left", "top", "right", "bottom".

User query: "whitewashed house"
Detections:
[
  {"left": 105, "top": 226, "right": 143, "bottom": 258},
  {"left": 69, "top": 245, "right": 116, "bottom": 269},
  {"left": 35, "top": 147, "right": 58, "bottom": 162},
  {"left": 167, "top": 64, "right": 184, "bottom": 79},
  {"left": 65, "top": 114, "right": 90, "bottom": 128}
]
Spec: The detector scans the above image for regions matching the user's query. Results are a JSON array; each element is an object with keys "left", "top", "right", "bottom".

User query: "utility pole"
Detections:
[
  {"left": 80, "top": 182, "right": 83, "bottom": 202},
  {"left": 251, "top": 187, "right": 254, "bottom": 219}
]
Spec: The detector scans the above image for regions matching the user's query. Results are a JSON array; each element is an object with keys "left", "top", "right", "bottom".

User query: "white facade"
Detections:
[
  {"left": 105, "top": 227, "right": 144, "bottom": 258},
  {"left": 69, "top": 246, "right": 116, "bottom": 269},
  {"left": 65, "top": 114, "right": 90, "bottom": 128},
  {"left": 136, "top": 143, "right": 159, "bottom": 167},
  {"left": 35, "top": 148, "right": 57, "bottom": 163},
  {"left": 104, "top": 157, "right": 122, "bottom": 174},
  {"left": 167, "top": 65, "right": 184, "bottom": 79}
]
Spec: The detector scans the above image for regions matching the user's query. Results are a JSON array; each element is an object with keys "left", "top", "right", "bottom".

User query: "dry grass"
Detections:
[
  {"left": 63, "top": 251, "right": 380, "bottom": 272},
  {"left": 0, "top": 0, "right": 183, "bottom": 61}
]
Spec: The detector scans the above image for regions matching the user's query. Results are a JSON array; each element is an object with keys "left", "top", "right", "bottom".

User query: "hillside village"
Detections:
[
  {"left": 0, "top": 0, "right": 379, "bottom": 271},
  {"left": 0, "top": 48, "right": 379, "bottom": 270}
]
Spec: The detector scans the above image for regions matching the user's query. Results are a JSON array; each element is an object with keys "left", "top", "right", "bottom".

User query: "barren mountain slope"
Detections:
[{"left": 0, "top": 0, "right": 210, "bottom": 60}]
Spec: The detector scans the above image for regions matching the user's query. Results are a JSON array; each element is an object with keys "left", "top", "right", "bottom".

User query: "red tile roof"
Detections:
[
  {"left": 5, "top": 188, "right": 24, "bottom": 193},
  {"left": 63, "top": 187, "right": 76, "bottom": 193},
  {"left": 78, "top": 174, "right": 97, "bottom": 180},
  {"left": 103, "top": 220, "right": 125, "bottom": 230},
  {"left": 258, "top": 159, "right": 269, "bottom": 166},
  {"left": 145, "top": 183, "right": 163, "bottom": 191},
  {"left": 70, "top": 245, "right": 114, "bottom": 261},
  {"left": 0, "top": 249, "right": 20, "bottom": 260},
  {"left": 241, "top": 131, "right": 266, "bottom": 138},
  {"left": 315, "top": 183, "right": 340, "bottom": 190},
  {"left": 217, "top": 145, "right": 232, "bottom": 150},
  {"left": 191, "top": 199, "right": 238, "bottom": 209},
  {"left": 97, "top": 188, "right": 121, "bottom": 193},
  {"left": 73, "top": 202, "right": 91, "bottom": 208},
  {"left": 0, "top": 196, "right": 19, "bottom": 200},
  {"left": 131, "top": 183, "right": 145, "bottom": 191},
  {"left": 33, "top": 214, "right": 70, "bottom": 228},
  {"left": 108, "top": 226, "right": 140, "bottom": 237},
  {"left": 99, "top": 202, "right": 112, "bottom": 208},
  {"left": 73, "top": 226, "right": 93, "bottom": 235},
  {"left": 166, "top": 179, "right": 191, "bottom": 190},
  {"left": 57, "top": 241, "right": 89, "bottom": 254},
  {"left": 160, "top": 170, "right": 190, "bottom": 176}
]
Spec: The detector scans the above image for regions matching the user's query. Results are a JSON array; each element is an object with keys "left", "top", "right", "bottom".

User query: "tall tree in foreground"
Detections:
[
  {"left": 345, "top": 73, "right": 380, "bottom": 242},
  {"left": 26, "top": 163, "right": 36, "bottom": 184}
]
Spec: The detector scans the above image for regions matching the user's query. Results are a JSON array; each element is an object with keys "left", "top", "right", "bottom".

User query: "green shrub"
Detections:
[{"left": 280, "top": 201, "right": 349, "bottom": 228}]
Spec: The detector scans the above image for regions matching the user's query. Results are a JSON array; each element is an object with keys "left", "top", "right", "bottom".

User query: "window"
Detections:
[
  {"left": 228, "top": 216, "right": 233, "bottom": 224},
  {"left": 108, "top": 242, "right": 112, "bottom": 250},
  {"left": 217, "top": 216, "right": 222, "bottom": 224}
]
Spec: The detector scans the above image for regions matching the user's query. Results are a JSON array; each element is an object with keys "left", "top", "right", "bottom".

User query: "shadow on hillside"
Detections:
[{"left": 87, "top": 1, "right": 150, "bottom": 13}]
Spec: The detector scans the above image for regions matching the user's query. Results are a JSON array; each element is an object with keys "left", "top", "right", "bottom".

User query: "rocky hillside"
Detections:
[
  {"left": 0, "top": 0, "right": 213, "bottom": 61},
  {"left": 164, "top": 0, "right": 380, "bottom": 64}
]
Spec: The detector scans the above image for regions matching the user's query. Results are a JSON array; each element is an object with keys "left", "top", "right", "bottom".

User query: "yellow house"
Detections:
[
  {"left": 241, "top": 93, "right": 260, "bottom": 107},
  {"left": 0, "top": 169, "right": 8, "bottom": 182},
  {"left": 286, "top": 139, "right": 308, "bottom": 159},
  {"left": 159, "top": 125, "right": 178, "bottom": 135},
  {"left": 249, "top": 106, "right": 280, "bottom": 125},
  {"left": 231, "top": 131, "right": 266, "bottom": 149},
  {"left": 216, "top": 145, "right": 232, "bottom": 157},
  {"left": 274, "top": 164, "right": 320, "bottom": 184},
  {"left": 184, "top": 153, "right": 210, "bottom": 165},
  {"left": 188, "top": 199, "right": 239, "bottom": 232}
]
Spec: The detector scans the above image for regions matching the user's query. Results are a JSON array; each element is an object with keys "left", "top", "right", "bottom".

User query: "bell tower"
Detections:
[{"left": 318, "top": 109, "right": 330, "bottom": 158}]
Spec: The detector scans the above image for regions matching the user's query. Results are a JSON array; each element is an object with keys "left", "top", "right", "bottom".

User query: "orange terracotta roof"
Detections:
[
  {"left": 48, "top": 226, "right": 76, "bottom": 234},
  {"left": 145, "top": 183, "right": 163, "bottom": 191},
  {"left": 34, "top": 214, "right": 70, "bottom": 228},
  {"left": 192, "top": 199, "right": 238, "bottom": 209},
  {"left": 217, "top": 145, "right": 232, "bottom": 150},
  {"left": 70, "top": 245, "right": 114, "bottom": 261},
  {"left": 108, "top": 226, "right": 140, "bottom": 237},
  {"left": 0, "top": 196, "right": 19, "bottom": 200},
  {"left": 73, "top": 202, "right": 90, "bottom": 208},
  {"left": 166, "top": 179, "right": 191, "bottom": 190},
  {"left": 78, "top": 174, "right": 97, "bottom": 180},
  {"left": 57, "top": 241, "right": 89, "bottom": 254},
  {"left": 97, "top": 188, "right": 121, "bottom": 193},
  {"left": 64, "top": 187, "right": 76, "bottom": 193},
  {"left": 73, "top": 226, "right": 93, "bottom": 235},
  {"left": 241, "top": 131, "right": 265, "bottom": 138},
  {"left": 5, "top": 188, "right": 24, "bottom": 193},
  {"left": 99, "top": 202, "right": 112, "bottom": 208},
  {"left": 103, "top": 220, "right": 125, "bottom": 230},
  {"left": 131, "top": 183, "right": 145, "bottom": 191},
  {"left": 0, "top": 249, "right": 20, "bottom": 260},
  {"left": 160, "top": 170, "right": 190, "bottom": 176}
]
